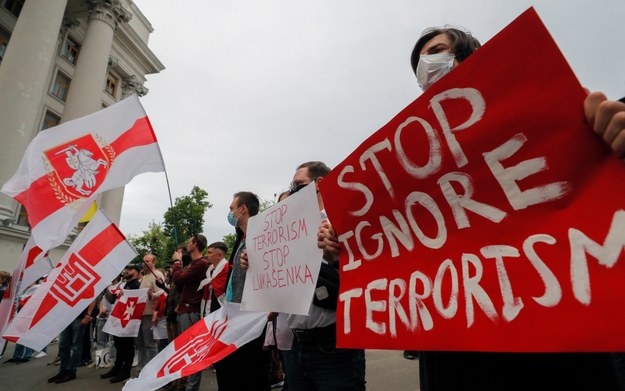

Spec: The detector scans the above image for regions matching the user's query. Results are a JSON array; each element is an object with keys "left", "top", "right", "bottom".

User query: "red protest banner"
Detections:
[{"left": 320, "top": 7, "right": 625, "bottom": 352}]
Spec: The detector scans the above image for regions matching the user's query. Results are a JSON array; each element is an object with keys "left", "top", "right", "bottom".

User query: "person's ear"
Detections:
[{"left": 314, "top": 177, "right": 323, "bottom": 192}]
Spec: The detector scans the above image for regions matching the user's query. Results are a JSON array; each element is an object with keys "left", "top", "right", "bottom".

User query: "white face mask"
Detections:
[{"left": 416, "top": 53, "right": 455, "bottom": 91}]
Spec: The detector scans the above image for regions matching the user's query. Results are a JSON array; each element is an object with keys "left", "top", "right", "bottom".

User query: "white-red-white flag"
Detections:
[
  {"left": 123, "top": 303, "right": 268, "bottom": 391},
  {"left": 0, "top": 236, "right": 53, "bottom": 353},
  {"left": 3, "top": 209, "right": 138, "bottom": 351},
  {"left": 102, "top": 288, "right": 148, "bottom": 337},
  {"left": 0, "top": 267, "right": 22, "bottom": 354},
  {"left": 16, "top": 236, "right": 54, "bottom": 293},
  {"left": 1, "top": 95, "right": 164, "bottom": 249}
]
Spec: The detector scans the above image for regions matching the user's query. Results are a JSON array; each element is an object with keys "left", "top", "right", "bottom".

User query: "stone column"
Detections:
[
  {"left": 61, "top": 0, "right": 131, "bottom": 120},
  {"left": 61, "top": 0, "right": 131, "bottom": 226},
  {"left": 0, "top": 0, "right": 68, "bottom": 221}
]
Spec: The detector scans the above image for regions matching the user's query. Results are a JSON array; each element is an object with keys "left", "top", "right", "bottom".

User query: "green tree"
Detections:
[
  {"left": 259, "top": 197, "right": 275, "bottom": 213},
  {"left": 222, "top": 232, "right": 236, "bottom": 260},
  {"left": 128, "top": 222, "right": 171, "bottom": 268},
  {"left": 163, "top": 186, "right": 212, "bottom": 251}
]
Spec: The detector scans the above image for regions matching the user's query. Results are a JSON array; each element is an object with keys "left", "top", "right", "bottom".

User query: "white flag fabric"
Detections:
[
  {"left": 123, "top": 303, "right": 268, "bottom": 391},
  {"left": 1, "top": 95, "right": 164, "bottom": 249},
  {"left": 16, "top": 236, "right": 54, "bottom": 293},
  {"left": 0, "top": 236, "right": 53, "bottom": 353},
  {"left": 0, "top": 265, "right": 23, "bottom": 355},
  {"left": 3, "top": 209, "right": 138, "bottom": 351},
  {"left": 102, "top": 288, "right": 148, "bottom": 337}
]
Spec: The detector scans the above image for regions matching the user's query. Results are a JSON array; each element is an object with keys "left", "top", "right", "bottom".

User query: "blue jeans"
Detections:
[
  {"left": 12, "top": 343, "right": 34, "bottom": 361},
  {"left": 177, "top": 312, "right": 201, "bottom": 391},
  {"left": 135, "top": 315, "right": 158, "bottom": 372},
  {"left": 59, "top": 317, "right": 85, "bottom": 374},
  {"left": 284, "top": 328, "right": 366, "bottom": 391}
]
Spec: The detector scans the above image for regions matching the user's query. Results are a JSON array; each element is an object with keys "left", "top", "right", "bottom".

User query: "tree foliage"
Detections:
[
  {"left": 128, "top": 222, "right": 170, "bottom": 268},
  {"left": 163, "top": 186, "right": 212, "bottom": 247},
  {"left": 128, "top": 187, "right": 281, "bottom": 267},
  {"left": 128, "top": 186, "right": 212, "bottom": 268},
  {"left": 222, "top": 232, "right": 236, "bottom": 260}
]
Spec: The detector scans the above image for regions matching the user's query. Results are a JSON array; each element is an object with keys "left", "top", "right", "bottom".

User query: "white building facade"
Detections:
[{"left": 0, "top": 0, "right": 164, "bottom": 271}]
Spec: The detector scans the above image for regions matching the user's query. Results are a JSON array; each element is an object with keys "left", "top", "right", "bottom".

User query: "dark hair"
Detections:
[
  {"left": 234, "top": 191, "right": 260, "bottom": 217},
  {"left": 176, "top": 245, "right": 192, "bottom": 267},
  {"left": 192, "top": 233, "right": 208, "bottom": 252},
  {"left": 208, "top": 241, "right": 228, "bottom": 254},
  {"left": 125, "top": 263, "right": 141, "bottom": 272},
  {"left": 410, "top": 27, "right": 481, "bottom": 73},
  {"left": 297, "top": 161, "right": 331, "bottom": 181},
  {"left": 277, "top": 190, "right": 290, "bottom": 202}
]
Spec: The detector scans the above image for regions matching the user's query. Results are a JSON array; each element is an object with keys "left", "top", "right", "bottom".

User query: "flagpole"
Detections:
[{"left": 164, "top": 169, "right": 179, "bottom": 246}]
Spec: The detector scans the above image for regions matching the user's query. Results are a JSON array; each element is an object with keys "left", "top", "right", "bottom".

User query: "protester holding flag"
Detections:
[
  {"left": 5, "top": 278, "right": 45, "bottom": 363},
  {"left": 93, "top": 282, "right": 116, "bottom": 368},
  {"left": 136, "top": 253, "right": 164, "bottom": 375},
  {"left": 101, "top": 263, "right": 142, "bottom": 384},
  {"left": 151, "top": 287, "right": 168, "bottom": 353},
  {"left": 47, "top": 299, "right": 96, "bottom": 384},
  {"left": 171, "top": 234, "right": 210, "bottom": 391},
  {"left": 198, "top": 241, "right": 230, "bottom": 317}
]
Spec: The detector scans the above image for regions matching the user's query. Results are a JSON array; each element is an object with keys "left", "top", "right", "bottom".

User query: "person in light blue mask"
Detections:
[{"left": 215, "top": 191, "right": 271, "bottom": 390}]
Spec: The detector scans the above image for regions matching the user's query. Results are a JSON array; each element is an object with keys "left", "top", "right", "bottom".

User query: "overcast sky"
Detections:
[{"left": 122, "top": 0, "right": 625, "bottom": 244}]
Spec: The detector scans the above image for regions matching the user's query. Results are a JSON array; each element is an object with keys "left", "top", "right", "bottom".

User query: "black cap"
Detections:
[{"left": 125, "top": 263, "right": 141, "bottom": 272}]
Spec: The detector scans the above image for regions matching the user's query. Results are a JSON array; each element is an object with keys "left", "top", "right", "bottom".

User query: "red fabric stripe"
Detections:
[
  {"left": 28, "top": 224, "right": 124, "bottom": 328},
  {"left": 24, "top": 246, "right": 43, "bottom": 268},
  {"left": 29, "top": 293, "right": 58, "bottom": 329},
  {"left": 110, "top": 117, "right": 156, "bottom": 154},
  {"left": 78, "top": 224, "right": 125, "bottom": 267},
  {"left": 15, "top": 116, "right": 153, "bottom": 228}
]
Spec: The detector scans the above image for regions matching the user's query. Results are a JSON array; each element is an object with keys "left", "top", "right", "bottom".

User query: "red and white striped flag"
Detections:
[
  {"left": 16, "top": 236, "right": 54, "bottom": 294},
  {"left": 1, "top": 95, "right": 164, "bottom": 250},
  {"left": 3, "top": 209, "right": 138, "bottom": 351},
  {"left": 102, "top": 288, "right": 148, "bottom": 337},
  {"left": 0, "top": 236, "right": 54, "bottom": 353},
  {"left": 123, "top": 303, "right": 268, "bottom": 391},
  {"left": 0, "top": 268, "right": 22, "bottom": 355}
]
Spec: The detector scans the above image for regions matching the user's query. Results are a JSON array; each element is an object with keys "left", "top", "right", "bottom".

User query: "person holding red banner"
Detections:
[
  {"left": 136, "top": 253, "right": 165, "bottom": 375},
  {"left": 412, "top": 25, "right": 625, "bottom": 391},
  {"left": 317, "top": 24, "right": 625, "bottom": 391},
  {"left": 100, "top": 263, "right": 142, "bottom": 384}
]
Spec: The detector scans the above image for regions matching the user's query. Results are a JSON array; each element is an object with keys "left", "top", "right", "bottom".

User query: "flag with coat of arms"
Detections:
[
  {"left": 2, "top": 209, "right": 138, "bottom": 351},
  {"left": 103, "top": 288, "right": 148, "bottom": 337},
  {"left": 0, "top": 95, "right": 165, "bottom": 250}
]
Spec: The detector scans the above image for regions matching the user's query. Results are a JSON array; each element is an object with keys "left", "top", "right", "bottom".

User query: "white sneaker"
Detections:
[{"left": 34, "top": 351, "right": 47, "bottom": 359}]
